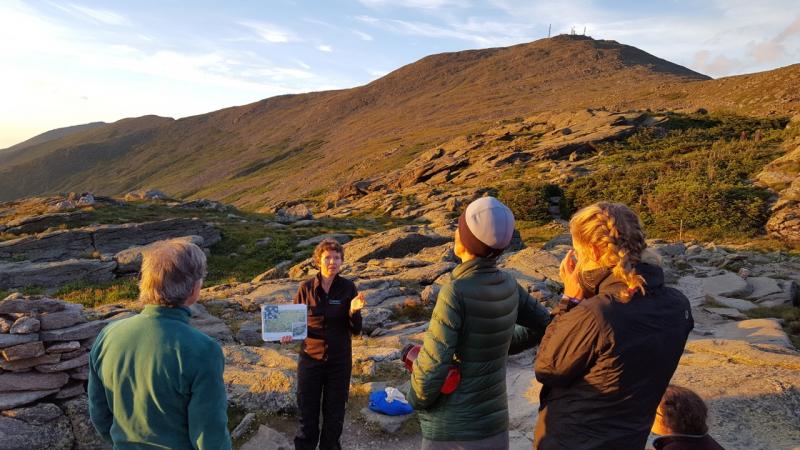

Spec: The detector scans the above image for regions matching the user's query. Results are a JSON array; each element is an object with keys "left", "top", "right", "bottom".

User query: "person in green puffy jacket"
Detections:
[{"left": 407, "top": 196, "right": 551, "bottom": 450}]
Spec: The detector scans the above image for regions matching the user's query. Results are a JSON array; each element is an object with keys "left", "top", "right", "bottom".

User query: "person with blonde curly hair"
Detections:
[{"left": 533, "top": 202, "right": 694, "bottom": 450}]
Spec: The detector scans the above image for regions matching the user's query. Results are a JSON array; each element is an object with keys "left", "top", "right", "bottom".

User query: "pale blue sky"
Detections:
[{"left": 1, "top": 0, "right": 798, "bottom": 148}]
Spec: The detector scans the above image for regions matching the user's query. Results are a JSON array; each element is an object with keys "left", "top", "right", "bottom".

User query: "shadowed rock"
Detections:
[{"left": 0, "top": 403, "right": 74, "bottom": 449}]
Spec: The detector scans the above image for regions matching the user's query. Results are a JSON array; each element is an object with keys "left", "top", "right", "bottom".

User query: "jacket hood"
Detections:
[{"left": 596, "top": 262, "right": 665, "bottom": 299}]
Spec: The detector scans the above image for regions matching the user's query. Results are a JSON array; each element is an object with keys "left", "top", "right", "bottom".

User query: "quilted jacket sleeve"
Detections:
[
  {"left": 407, "top": 282, "right": 463, "bottom": 410},
  {"left": 510, "top": 284, "right": 551, "bottom": 353}
]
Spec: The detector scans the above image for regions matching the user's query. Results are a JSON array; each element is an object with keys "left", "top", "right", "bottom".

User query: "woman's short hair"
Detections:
[
  {"left": 569, "top": 202, "right": 647, "bottom": 302},
  {"left": 139, "top": 240, "right": 207, "bottom": 307},
  {"left": 313, "top": 238, "right": 344, "bottom": 266},
  {"left": 659, "top": 384, "right": 709, "bottom": 435}
]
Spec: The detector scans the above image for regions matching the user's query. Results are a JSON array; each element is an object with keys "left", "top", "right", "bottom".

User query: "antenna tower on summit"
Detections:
[{"left": 548, "top": 23, "right": 551, "bottom": 37}]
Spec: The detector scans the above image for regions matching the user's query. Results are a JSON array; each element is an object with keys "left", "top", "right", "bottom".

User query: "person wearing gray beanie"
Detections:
[
  {"left": 407, "top": 196, "right": 551, "bottom": 450},
  {"left": 457, "top": 196, "right": 516, "bottom": 258}
]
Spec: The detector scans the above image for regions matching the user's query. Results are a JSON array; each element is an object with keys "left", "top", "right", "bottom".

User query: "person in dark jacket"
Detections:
[
  {"left": 534, "top": 202, "right": 694, "bottom": 450},
  {"left": 283, "top": 238, "right": 365, "bottom": 450},
  {"left": 651, "top": 385, "right": 725, "bottom": 450},
  {"left": 89, "top": 240, "right": 231, "bottom": 450},
  {"left": 407, "top": 196, "right": 551, "bottom": 450}
]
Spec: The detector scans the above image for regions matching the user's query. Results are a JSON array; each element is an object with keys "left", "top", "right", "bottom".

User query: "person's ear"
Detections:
[{"left": 185, "top": 280, "right": 202, "bottom": 306}]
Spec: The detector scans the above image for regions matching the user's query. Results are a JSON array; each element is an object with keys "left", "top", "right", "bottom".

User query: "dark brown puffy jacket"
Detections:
[{"left": 534, "top": 263, "right": 694, "bottom": 450}]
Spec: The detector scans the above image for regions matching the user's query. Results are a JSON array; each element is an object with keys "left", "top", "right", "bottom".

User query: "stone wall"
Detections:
[{"left": 0, "top": 296, "right": 114, "bottom": 450}]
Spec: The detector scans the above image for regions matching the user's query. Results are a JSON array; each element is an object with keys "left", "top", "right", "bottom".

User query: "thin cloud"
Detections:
[
  {"left": 294, "top": 59, "right": 311, "bottom": 69},
  {"left": 747, "top": 15, "right": 800, "bottom": 63},
  {"left": 693, "top": 50, "right": 742, "bottom": 76},
  {"left": 358, "top": 0, "right": 467, "bottom": 9},
  {"left": 303, "top": 17, "right": 339, "bottom": 30},
  {"left": 317, "top": 44, "right": 333, "bottom": 52},
  {"left": 352, "top": 29, "right": 374, "bottom": 41},
  {"left": 356, "top": 15, "right": 534, "bottom": 47},
  {"left": 53, "top": 3, "right": 131, "bottom": 26},
  {"left": 775, "top": 15, "right": 800, "bottom": 41},
  {"left": 239, "top": 21, "right": 298, "bottom": 43}
]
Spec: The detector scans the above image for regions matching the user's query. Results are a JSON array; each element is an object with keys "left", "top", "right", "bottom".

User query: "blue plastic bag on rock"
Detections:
[{"left": 368, "top": 388, "right": 413, "bottom": 416}]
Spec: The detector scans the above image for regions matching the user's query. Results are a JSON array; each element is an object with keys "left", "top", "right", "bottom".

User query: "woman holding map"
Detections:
[{"left": 282, "top": 238, "right": 365, "bottom": 450}]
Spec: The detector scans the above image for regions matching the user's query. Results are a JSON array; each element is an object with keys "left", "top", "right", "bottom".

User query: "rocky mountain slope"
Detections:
[{"left": 2, "top": 35, "right": 799, "bottom": 208}]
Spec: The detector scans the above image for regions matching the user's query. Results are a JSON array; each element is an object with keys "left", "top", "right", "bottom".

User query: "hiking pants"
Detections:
[{"left": 294, "top": 354, "right": 351, "bottom": 450}]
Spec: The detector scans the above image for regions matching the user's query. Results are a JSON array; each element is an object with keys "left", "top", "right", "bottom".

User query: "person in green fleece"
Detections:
[
  {"left": 88, "top": 240, "right": 231, "bottom": 450},
  {"left": 407, "top": 196, "right": 552, "bottom": 450}
]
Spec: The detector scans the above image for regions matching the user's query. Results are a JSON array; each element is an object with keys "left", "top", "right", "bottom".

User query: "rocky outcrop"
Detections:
[
  {"left": 0, "top": 259, "right": 117, "bottom": 289},
  {"left": 288, "top": 226, "right": 450, "bottom": 279},
  {"left": 123, "top": 189, "right": 169, "bottom": 201},
  {"left": 0, "top": 230, "right": 94, "bottom": 263},
  {"left": 343, "top": 226, "right": 451, "bottom": 264},
  {"left": 2, "top": 212, "right": 89, "bottom": 235},
  {"left": 240, "top": 424, "right": 292, "bottom": 450},
  {"left": 672, "top": 338, "right": 800, "bottom": 450},
  {"left": 0, "top": 218, "right": 219, "bottom": 263},
  {"left": 0, "top": 218, "right": 220, "bottom": 289},
  {"left": 90, "top": 218, "right": 220, "bottom": 254},
  {"left": 223, "top": 346, "right": 297, "bottom": 412},
  {"left": 319, "top": 111, "right": 656, "bottom": 223},
  {"left": 756, "top": 145, "right": 800, "bottom": 242},
  {"left": 0, "top": 402, "right": 75, "bottom": 450}
]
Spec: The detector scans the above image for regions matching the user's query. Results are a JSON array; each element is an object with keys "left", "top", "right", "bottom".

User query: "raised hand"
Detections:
[
  {"left": 350, "top": 292, "right": 365, "bottom": 315},
  {"left": 559, "top": 249, "right": 584, "bottom": 299}
]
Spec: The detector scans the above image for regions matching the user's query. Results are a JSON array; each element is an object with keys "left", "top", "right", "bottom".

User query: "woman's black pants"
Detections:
[{"left": 294, "top": 354, "right": 351, "bottom": 450}]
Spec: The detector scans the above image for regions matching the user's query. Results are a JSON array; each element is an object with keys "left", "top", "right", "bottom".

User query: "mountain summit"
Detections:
[{"left": 1, "top": 35, "right": 798, "bottom": 206}]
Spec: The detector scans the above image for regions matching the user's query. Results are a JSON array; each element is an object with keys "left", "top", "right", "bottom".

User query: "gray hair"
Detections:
[{"left": 139, "top": 240, "right": 207, "bottom": 307}]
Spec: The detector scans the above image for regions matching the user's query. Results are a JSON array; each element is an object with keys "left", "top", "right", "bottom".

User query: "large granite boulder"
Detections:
[
  {"left": 275, "top": 203, "right": 313, "bottom": 223},
  {"left": 61, "top": 395, "right": 111, "bottom": 449},
  {"left": 188, "top": 303, "right": 234, "bottom": 342},
  {"left": 222, "top": 346, "right": 297, "bottom": 412},
  {"left": 344, "top": 226, "right": 451, "bottom": 264},
  {"left": 114, "top": 235, "right": 205, "bottom": 273},
  {"left": 501, "top": 246, "right": 566, "bottom": 287},
  {"left": 240, "top": 424, "right": 292, "bottom": 450}
]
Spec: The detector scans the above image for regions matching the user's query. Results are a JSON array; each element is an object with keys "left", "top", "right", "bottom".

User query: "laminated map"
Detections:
[{"left": 261, "top": 304, "right": 307, "bottom": 341}]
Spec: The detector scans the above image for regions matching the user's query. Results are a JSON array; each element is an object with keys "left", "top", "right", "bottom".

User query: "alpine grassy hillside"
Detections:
[{"left": 2, "top": 34, "right": 799, "bottom": 209}]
